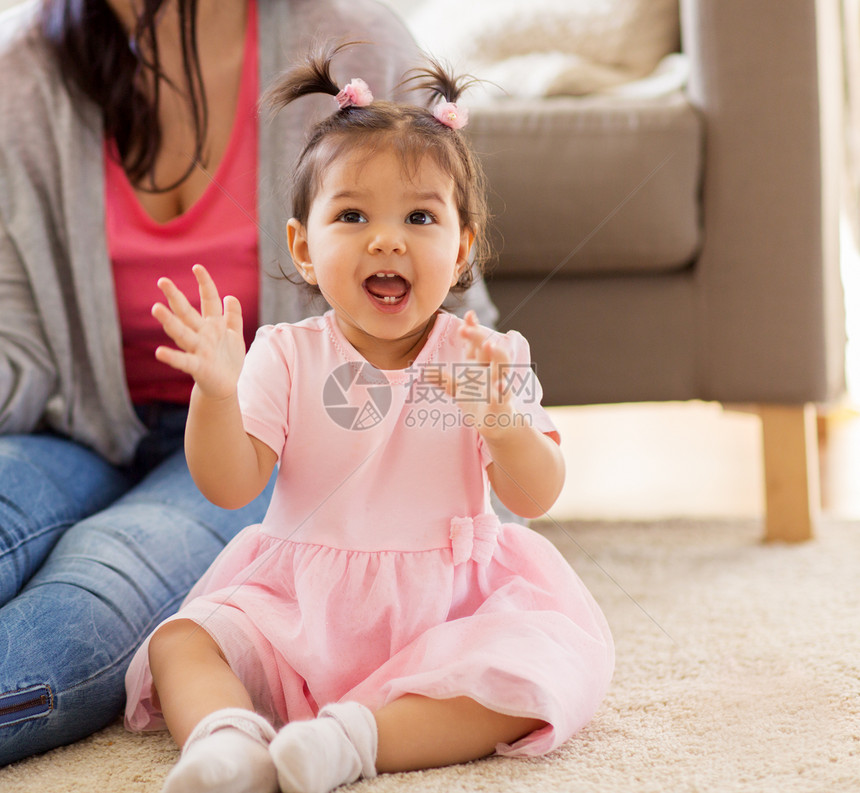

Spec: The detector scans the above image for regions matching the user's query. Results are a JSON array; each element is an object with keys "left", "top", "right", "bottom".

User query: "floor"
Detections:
[{"left": 546, "top": 401, "right": 860, "bottom": 522}]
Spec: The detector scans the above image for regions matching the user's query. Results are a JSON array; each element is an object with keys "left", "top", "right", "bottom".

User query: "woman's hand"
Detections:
[{"left": 152, "top": 264, "right": 245, "bottom": 401}]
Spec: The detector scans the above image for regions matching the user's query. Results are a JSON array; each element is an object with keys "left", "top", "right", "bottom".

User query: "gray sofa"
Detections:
[{"left": 466, "top": 0, "right": 846, "bottom": 541}]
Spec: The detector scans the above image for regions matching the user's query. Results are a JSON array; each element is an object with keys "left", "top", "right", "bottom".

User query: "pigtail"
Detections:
[
  {"left": 401, "top": 58, "right": 477, "bottom": 130},
  {"left": 402, "top": 57, "right": 478, "bottom": 106},
  {"left": 265, "top": 40, "right": 357, "bottom": 111}
]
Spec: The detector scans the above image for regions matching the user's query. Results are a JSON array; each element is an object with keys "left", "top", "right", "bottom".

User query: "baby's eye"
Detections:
[
  {"left": 406, "top": 211, "right": 435, "bottom": 225},
  {"left": 338, "top": 211, "right": 366, "bottom": 224}
]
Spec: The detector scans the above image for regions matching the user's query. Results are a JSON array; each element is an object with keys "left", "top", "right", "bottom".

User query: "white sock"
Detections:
[
  {"left": 162, "top": 708, "right": 278, "bottom": 793},
  {"left": 269, "top": 701, "right": 378, "bottom": 793}
]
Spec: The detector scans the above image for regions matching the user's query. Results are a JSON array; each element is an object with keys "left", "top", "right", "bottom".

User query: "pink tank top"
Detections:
[{"left": 105, "top": 0, "right": 259, "bottom": 405}]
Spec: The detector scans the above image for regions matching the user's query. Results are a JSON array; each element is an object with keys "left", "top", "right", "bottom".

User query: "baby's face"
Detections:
[{"left": 287, "top": 147, "right": 473, "bottom": 367}]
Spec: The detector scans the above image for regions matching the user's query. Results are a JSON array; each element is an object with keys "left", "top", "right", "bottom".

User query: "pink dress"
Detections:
[{"left": 124, "top": 311, "right": 614, "bottom": 756}]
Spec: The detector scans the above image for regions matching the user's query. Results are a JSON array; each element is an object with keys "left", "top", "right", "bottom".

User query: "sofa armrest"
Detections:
[{"left": 681, "top": 0, "right": 845, "bottom": 402}]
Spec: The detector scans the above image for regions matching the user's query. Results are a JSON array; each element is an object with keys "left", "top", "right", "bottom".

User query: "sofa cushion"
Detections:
[{"left": 467, "top": 91, "right": 703, "bottom": 277}]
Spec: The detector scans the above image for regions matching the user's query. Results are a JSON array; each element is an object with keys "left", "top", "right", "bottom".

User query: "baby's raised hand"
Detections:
[
  {"left": 447, "top": 310, "right": 516, "bottom": 436},
  {"left": 151, "top": 264, "right": 245, "bottom": 401}
]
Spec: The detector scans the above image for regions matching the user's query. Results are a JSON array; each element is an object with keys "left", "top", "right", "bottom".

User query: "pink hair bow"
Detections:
[
  {"left": 450, "top": 514, "right": 500, "bottom": 565},
  {"left": 336, "top": 78, "right": 373, "bottom": 109},
  {"left": 433, "top": 101, "right": 469, "bottom": 130}
]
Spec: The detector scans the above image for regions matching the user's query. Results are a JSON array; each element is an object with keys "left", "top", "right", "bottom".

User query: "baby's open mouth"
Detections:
[{"left": 363, "top": 272, "right": 410, "bottom": 305}]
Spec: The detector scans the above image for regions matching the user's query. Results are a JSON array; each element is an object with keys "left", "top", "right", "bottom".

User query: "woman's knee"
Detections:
[
  {"left": 0, "top": 435, "right": 131, "bottom": 605},
  {"left": 0, "top": 434, "right": 129, "bottom": 514}
]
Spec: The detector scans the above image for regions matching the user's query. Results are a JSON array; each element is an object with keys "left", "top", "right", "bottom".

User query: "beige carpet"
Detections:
[{"left": 2, "top": 518, "right": 859, "bottom": 792}]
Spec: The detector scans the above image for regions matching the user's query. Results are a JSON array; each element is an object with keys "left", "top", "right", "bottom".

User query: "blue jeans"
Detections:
[{"left": 0, "top": 406, "right": 274, "bottom": 765}]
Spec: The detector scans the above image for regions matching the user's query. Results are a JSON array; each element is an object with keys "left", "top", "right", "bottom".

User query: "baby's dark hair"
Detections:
[{"left": 265, "top": 41, "right": 491, "bottom": 291}]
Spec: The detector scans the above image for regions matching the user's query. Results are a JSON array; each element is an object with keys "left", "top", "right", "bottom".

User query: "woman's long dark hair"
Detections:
[{"left": 40, "top": 0, "right": 207, "bottom": 191}]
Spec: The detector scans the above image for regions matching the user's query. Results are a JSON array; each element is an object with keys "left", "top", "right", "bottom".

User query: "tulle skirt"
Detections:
[{"left": 124, "top": 518, "right": 614, "bottom": 756}]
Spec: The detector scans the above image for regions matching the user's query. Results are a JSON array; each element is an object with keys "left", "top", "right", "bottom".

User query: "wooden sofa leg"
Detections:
[{"left": 759, "top": 404, "right": 820, "bottom": 542}]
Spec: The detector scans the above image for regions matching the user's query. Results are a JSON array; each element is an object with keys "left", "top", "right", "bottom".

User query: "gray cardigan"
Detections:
[{"left": 0, "top": 0, "right": 496, "bottom": 464}]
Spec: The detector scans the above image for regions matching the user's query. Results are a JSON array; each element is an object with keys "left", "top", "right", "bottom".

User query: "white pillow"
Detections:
[{"left": 399, "top": 0, "right": 681, "bottom": 98}]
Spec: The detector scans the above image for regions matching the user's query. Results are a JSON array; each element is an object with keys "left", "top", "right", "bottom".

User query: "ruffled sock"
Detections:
[
  {"left": 269, "top": 701, "right": 378, "bottom": 793},
  {"left": 161, "top": 708, "right": 278, "bottom": 793}
]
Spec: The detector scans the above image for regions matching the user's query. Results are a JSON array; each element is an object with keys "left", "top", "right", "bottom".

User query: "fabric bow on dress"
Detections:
[{"left": 449, "top": 514, "right": 501, "bottom": 565}]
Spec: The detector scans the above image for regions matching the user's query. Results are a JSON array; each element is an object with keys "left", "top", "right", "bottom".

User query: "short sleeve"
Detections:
[
  {"left": 237, "top": 325, "right": 293, "bottom": 459},
  {"left": 476, "top": 329, "right": 560, "bottom": 469}
]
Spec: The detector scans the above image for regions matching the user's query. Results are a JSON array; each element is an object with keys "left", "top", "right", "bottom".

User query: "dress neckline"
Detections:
[{"left": 323, "top": 310, "right": 454, "bottom": 381}]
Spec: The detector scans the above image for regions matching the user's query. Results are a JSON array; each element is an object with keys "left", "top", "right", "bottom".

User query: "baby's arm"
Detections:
[
  {"left": 152, "top": 264, "right": 277, "bottom": 509},
  {"left": 452, "top": 312, "right": 565, "bottom": 519}
]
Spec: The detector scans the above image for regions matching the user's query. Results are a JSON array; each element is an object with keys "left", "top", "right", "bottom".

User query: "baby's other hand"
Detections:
[{"left": 445, "top": 311, "right": 516, "bottom": 437}]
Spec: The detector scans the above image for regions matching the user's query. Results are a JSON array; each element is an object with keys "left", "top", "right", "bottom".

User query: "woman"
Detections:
[{"left": 0, "top": 0, "right": 498, "bottom": 765}]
